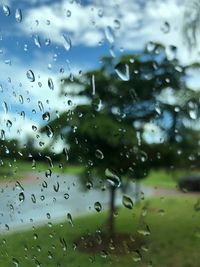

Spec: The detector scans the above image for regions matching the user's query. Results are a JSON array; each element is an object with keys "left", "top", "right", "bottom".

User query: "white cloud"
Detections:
[{"left": 16, "top": 0, "right": 198, "bottom": 64}]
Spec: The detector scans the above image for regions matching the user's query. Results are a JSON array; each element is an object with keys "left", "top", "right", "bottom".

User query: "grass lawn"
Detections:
[
  {"left": 141, "top": 169, "right": 196, "bottom": 189},
  {"left": 0, "top": 160, "right": 84, "bottom": 180},
  {"left": 0, "top": 196, "right": 200, "bottom": 267}
]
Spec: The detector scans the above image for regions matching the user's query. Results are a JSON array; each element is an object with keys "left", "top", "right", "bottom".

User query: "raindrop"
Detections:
[
  {"left": 26, "top": 70, "right": 35, "bottom": 82},
  {"left": 146, "top": 41, "right": 156, "bottom": 52},
  {"left": 2, "top": 101, "right": 8, "bottom": 114},
  {"left": 45, "top": 38, "right": 51, "bottom": 46},
  {"left": 67, "top": 213, "right": 73, "bottom": 226},
  {"left": 1, "top": 129, "right": 5, "bottom": 140},
  {"left": 46, "top": 125, "right": 54, "bottom": 138},
  {"left": 15, "top": 181, "right": 24, "bottom": 191},
  {"left": 12, "top": 257, "right": 19, "bottom": 267},
  {"left": 62, "top": 34, "right": 72, "bottom": 51},
  {"left": 100, "top": 250, "right": 108, "bottom": 258},
  {"left": 95, "top": 149, "right": 104, "bottom": 159},
  {"left": 86, "top": 181, "right": 93, "bottom": 189},
  {"left": 113, "top": 19, "right": 120, "bottom": 29},
  {"left": 31, "top": 194, "right": 36, "bottom": 203},
  {"left": 137, "top": 224, "right": 151, "bottom": 236},
  {"left": 64, "top": 193, "right": 69, "bottom": 199},
  {"left": 15, "top": 8, "right": 22, "bottom": 22},
  {"left": 19, "top": 192, "right": 25, "bottom": 203},
  {"left": 32, "top": 159, "right": 36, "bottom": 169},
  {"left": 122, "top": 195, "right": 133, "bottom": 209},
  {"left": 105, "top": 168, "right": 121, "bottom": 188},
  {"left": 6, "top": 120, "right": 12, "bottom": 128},
  {"left": 91, "top": 74, "right": 95, "bottom": 95},
  {"left": 2, "top": 5, "right": 10, "bottom": 16},
  {"left": 32, "top": 125, "right": 37, "bottom": 131},
  {"left": 63, "top": 148, "right": 69, "bottom": 161},
  {"left": 161, "top": 21, "right": 170, "bottom": 34},
  {"left": 46, "top": 213, "right": 51, "bottom": 219},
  {"left": 60, "top": 237, "right": 67, "bottom": 251},
  {"left": 132, "top": 251, "right": 142, "bottom": 262},
  {"left": 45, "top": 169, "right": 52, "bottom": 178},
  {"left": 53, "top": 182, "right": 59, "bottom": 192},
  {"left": 115, "top": 63, "right": 130, "bottom": 81},
  {"left": 19, "top": 95, "right": 23, "bottom": 104},
  {"left": 66, "top": 10, "right": 71, "bottom": 17},
  {"left": 38, "top": 101, "right": 44, "bottom": 112},
  {"left": 48, "top": 78, "right": 54, "bottom": 90},
  {"left": 45, "top": 156, "right": 53, "bottom": 168},
  {"left": 34, "top": 35, "right": 41, "bottom": 48},
  {"left": 94, "top": 201, "right": 102, "bottom": 212},
  {"left": 5, "top": 224, "right": 9, "bottom": 231},
  {"left": 92, "top": 97, "right": 102, "bottom": 112},
  {"left": 42, "top": 112, "right": 50, "bottom": 121},
  {"left": 105, "top": 26, "right": 115, "bottom": 44}
]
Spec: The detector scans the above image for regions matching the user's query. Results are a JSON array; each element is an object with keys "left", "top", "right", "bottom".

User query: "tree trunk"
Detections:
[{"left": 107, "top": 186, "right": 116, "bottom": 239}]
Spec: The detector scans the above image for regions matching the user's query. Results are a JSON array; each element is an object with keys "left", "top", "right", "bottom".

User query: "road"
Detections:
[{"left": 0, "top": 172, "right": 153, "bottom": 233}]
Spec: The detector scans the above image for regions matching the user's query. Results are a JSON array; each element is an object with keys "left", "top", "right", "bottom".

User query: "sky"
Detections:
[{"left": 0, "top": 0, "right": 199, "bottom": 150}]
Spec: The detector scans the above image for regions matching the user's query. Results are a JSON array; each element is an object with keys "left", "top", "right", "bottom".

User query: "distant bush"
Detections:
[{"left": 178, "top": 176, "right": 200, "bottom": 192}]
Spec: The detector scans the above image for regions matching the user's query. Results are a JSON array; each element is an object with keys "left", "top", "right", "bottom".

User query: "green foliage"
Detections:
[{"left": 42, "top": 43, "right": 200, "bottom": 190}]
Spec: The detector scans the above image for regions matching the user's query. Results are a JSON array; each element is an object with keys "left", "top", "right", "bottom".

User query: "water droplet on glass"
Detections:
[
  {"left": 53, "top": 182, "right": 59, "bottom": 192},
  {"left": 161, "top": 21, "right": 170, "bottom": 34},
  {"left": 122, "top": 195, "right": 133, "bottom": 209},
  {"left": 3, "top": 5, "right": 10, "bottom": 16},
  {"left": 46, "top": 125, "right": 54, "bottom": 138},
  {"left": 66, "top": 10, "right": 71, "bottom": 17},
  {"left": 26, "top": 70, "right": 35, "bottom": 82},
  {"left": 38, "top": 101, "right": 44, "bottom": 112},
  {"left": 60, "top": 237, "right": 67, "bottom": 251},
  {"left": 95, "top": 149, "right": 104, "bottom": 159},
  {"left": 15, "top": 8, "right": 22, "bottom": 22},
  {"left": 67, "top": 213, "right": 73, "bottom": 226},
  {"left": 34, "top": 35, "right": 41, "bottom": 48},
  {"left": 132, "top": 251, "right": 142, "bottom": 262},
  {"left": 48, "top": 78, "right": 54, "bottom": 90},
  {"left": 64, "top": 193, "right": 69, "bottom": 199},
  {"left": 19, "top": 192, "right": 25, "bottom": 203},
  {"left": 91, "top": 74, "right": 95, "bottom": 95},
  {"left": 42, "top": 112, "right": 50, "bottom": 121},
  {"left": 105, "top": 26, "right": 115, "bottom": 44},
  {"left": 45, "top": 156, "right": 53, "bottom": 168},
  {"left": 2, "top": 101, "right": 8, "bottom": 114},
  {"left": 6, "top": 120, "right": 12, "bottom": 128},
  {"left": 62, "top": 34, "right": 72, "bottom": 51},
  {"left": 31, "top": 194, "right": 36, "bottom": 203},
  {"left": 15, "top": 181, "right": 24, "bottom": 191},
  {"left": 32, "top": 125, "right": 37, "bottom": 131},
  {"left": 94, "top": 201, "right": 102, "bottom": 212},
  {"left": 115, "top": 63, "right": 130, "bottom": 81},
  {"left": 86, "top": 181, "right": 93, "bottom": 189},
  {"left": 113, "top": 19, "right": 120, "bottom": 30},
  {"left": 1, "top": 129, "right": 5, "bottom": 140},
  {"left": 12, "top": 257, "right": 19, "bottom": 267},
  {"left": 105, "top": 168, "right": 121, "bottom": 188},
  {"left": 45, "top": 169, "right": 52, "bottom": 178}
]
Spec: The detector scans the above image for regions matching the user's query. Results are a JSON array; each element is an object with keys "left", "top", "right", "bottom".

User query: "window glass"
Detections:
[{"left": 0, "top": 1, "right": 200, "bottom": 266}]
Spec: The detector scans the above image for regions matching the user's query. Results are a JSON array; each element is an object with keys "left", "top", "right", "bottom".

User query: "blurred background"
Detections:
[{"left": 1, "top": 0, "right": 200, "bottom": 266}]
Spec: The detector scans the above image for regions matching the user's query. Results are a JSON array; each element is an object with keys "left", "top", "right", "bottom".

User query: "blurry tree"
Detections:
[{"left": 42, "top": 43, "right": 200, "bottom": 237}]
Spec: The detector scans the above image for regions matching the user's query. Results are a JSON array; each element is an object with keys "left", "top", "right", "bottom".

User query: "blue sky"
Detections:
[{"left": 0, "top": 0, "right": 199, "bottom": 149}]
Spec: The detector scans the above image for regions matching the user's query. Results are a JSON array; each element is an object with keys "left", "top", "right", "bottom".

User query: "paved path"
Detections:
[{"left": 0, "top": 173, "right": 153, "bottom": 233}]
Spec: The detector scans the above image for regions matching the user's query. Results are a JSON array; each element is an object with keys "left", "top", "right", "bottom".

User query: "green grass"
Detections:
[
  {"left": 1, "top": 196, "right": 200, "bottom": 267},
  {"left": 0, "top": 160, "right": 84, "bottom": 180},
  {"left": 141, "top": 169, "right": 193, "bottom": 189}
]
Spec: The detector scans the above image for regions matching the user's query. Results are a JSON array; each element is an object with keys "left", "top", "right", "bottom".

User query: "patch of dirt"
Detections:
[
  {"left": 153, "top": 187, "right": 200, "bottom": 197},
  {"left": 76, "top": 232, "right": 145, "bottom": 255}
]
